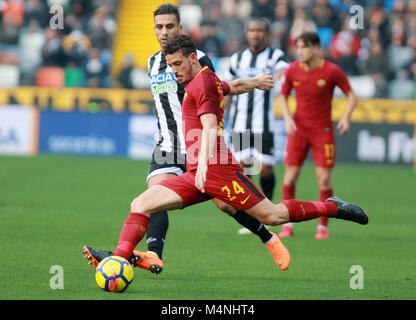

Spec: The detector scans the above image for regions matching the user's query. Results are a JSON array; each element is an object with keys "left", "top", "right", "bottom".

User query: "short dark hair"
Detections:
[
  {"left": 246, "top": 18, "right": 271, "bottom": 34},
  {"left": 163, "top": 34, "right": 196, "bottom": 57},
  {"left": 296, "top": 31, "right": 320, "bottom": 46},
  {"left": 154, "top": 3, "right": 180, "bottom": 24}
]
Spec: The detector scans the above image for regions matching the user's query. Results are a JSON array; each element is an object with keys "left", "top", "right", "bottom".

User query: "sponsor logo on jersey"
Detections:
[{"left": 150, "top": 72, "right": 178, "bottom": 95}]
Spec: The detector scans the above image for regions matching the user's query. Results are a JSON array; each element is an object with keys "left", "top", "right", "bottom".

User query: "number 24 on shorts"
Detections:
[{"left": 221, "top": 181, "right": 245, "bottom": 202}]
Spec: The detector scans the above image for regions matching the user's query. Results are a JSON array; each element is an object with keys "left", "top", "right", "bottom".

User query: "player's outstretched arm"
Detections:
[
  {"left": 337, "top": 90, "right": 358, "bottom": 135},
  {"left": 228, "top": 72, "right": 274, "bottom": 95}
]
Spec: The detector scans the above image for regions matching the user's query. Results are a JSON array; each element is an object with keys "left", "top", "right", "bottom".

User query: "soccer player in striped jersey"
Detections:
[
  {"left": 225, "top": 18, "right": 288, "bottom": 235},
  {"left": 278, "top": 31, "right": 358, "bottom": 240},
  {"left": 120, "top": 4, "right": 284, "bottom": 274}
]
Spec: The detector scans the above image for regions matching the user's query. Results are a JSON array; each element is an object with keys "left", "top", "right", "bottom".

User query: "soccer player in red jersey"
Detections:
[
  {"left": 278, "top": 31, "right": 359, "bottom": 240},
  {"left": 83, "top": 35, "right": 368, "bottom": 272}
]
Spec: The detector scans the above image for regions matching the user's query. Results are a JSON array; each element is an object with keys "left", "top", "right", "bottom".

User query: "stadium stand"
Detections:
[{"left": 0, "top": 0, "right": 415, "bottom": 99}]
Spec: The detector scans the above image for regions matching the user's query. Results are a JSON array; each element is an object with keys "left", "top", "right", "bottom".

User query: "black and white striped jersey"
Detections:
[
  {"left": 148, "top": 49, "right": 214, "bottom": 155},
  {"left": 225, "top": 46, "right": 288, "bottom": 134}
]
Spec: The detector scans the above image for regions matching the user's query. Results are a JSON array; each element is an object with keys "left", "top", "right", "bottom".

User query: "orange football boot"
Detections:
[
  {"left": 132, "top": 251, "right": 164, "bottom": 274},
  {"left": 266, "top": 233, "right": 291, "bottom": 271}
]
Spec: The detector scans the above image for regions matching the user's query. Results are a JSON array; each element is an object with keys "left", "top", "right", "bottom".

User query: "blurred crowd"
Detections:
[
  {"left": 0, "top": 0, "right": 415, "bottom": 99},
  {"left": 0, "top": 0, "right": 117, "bottom": 88},
  {"left": 183, "top": 0, "right": 416, "bottom": 99}
]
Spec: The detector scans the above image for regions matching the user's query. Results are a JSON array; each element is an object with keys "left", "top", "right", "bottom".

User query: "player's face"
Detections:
[
  {"left": 154, "top": 14, "right": 182, "bottom": 47},
  {"left": 246, "top": 21, "right": 269, "bottom": 52},
  {"left": 166, "top": 51, "right": 196, "bottom": 84},
  {"left": 296, "top": 40, "right": 319, "bottom": 63}
]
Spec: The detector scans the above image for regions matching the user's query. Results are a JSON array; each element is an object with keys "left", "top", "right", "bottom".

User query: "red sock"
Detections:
[
  {"left": 112, "top": 212, "right": 149, "bottom": 260},
  {"left": 319, "top": 188, "right": 333, "bottom": 227},
  {"left": 283, "top": 199, "right": 338, "bottom": 222},
  {"left": 282, "top": 184, "right": 295, "bottom": 201}
]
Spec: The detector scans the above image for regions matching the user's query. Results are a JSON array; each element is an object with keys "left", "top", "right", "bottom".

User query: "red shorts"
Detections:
[
  {"left": 158, "top": 164, "right": 266, "bottom": 210},
  {"left": 283, "top": 126, "right": 336, "bottom": 168}
]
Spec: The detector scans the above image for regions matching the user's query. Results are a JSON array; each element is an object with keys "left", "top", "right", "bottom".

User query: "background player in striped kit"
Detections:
[
  {"left": 133, "top": 4, "right": 283, "bottom": 274},
  {"left": 278, "top": 31, "right": 358, "bottom": 240},
  {"left": 225, "top": 18, "right": 288, "bottom": 235}
]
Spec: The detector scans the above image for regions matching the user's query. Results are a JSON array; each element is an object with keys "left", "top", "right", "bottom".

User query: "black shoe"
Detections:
[
  {"left": 325, "top": 197, "right": 369, "bottom": 225},
  {"left": 83, "top": 245, "right": 139, "bottom": 268},
  {"left": 83, "top": 245, "right": 112, "bottom": 268}
]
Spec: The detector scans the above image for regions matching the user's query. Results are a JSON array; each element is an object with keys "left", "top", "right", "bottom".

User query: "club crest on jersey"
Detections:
[{"left": 317, "top": 79, "right": 326, "bottom": 87}]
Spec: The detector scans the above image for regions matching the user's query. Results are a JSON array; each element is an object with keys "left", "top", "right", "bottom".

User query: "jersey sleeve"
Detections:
[
  {"left": 332, "top": 64, "right": 352, "bottom": 95},
  {"left": 221, "top": 80, "right": 230, "bottom": 96},
  {"left": 280, "top": 66, "right": 293, "bottom": 96},
  {"left": 194, "top": 75, "right": 222, "bottom": 117}
]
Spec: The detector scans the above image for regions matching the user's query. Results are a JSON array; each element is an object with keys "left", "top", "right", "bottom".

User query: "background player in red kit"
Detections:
[
  {"left": 83, "top": 35, "right": 368, "bottom": 272},
  {"left": 278, "top": 31, "right": 358, "bottom": 240}
]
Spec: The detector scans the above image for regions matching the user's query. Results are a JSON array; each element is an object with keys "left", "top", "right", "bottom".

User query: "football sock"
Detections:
[
  {"left": 282, "top": 199, "right": 338, "bottom": 222},
  {"left": 319, "top": 188, "right": 333, "bottom": 227},
  {"left": 146, "top": 211, "right": 168, "bottom": 259},
  {"left": 281, "top": 184, "right": 295, "bottom": 228},
  {"left": 233, "top": 210, "right": 273, "bottom": 243},
  {"left": 282, "top": 184, "right": 295, "bottom": 201},
  {"left": 113, "top": 212, "right": 149, "bottom": 260},
  {"left": 260, "top": 174, "right": 276, "bottom": 200}
]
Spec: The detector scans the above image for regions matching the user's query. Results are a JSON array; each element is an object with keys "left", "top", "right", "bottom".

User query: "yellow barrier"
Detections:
[
  {"left": 0, "top": 87, "right": 153, "bottom": 114},
  {"left": 1, "top": 87, "right": 416, "bottom": 124}
]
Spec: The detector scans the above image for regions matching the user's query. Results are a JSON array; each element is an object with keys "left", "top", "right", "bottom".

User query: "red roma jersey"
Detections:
[
  {"left": 182, "top": 66, "right": 239, "bottom": 171},
  {"left": 281, "top": 59, "right": 351, "bottom": 128}
]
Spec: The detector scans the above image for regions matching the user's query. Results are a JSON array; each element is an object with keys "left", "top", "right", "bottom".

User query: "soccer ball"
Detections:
[{"left": 95, "top": 256, "right": 134, "bottom": 292}]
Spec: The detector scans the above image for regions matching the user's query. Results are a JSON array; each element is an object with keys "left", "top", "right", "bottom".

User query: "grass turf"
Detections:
[{"left": 0, "top": 155, "right": 415, "bottom": 300}]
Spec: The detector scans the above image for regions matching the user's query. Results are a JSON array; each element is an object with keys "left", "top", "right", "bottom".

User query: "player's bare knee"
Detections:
[{"left": 130, "top": 197, "right": 151, "bottom": 215}]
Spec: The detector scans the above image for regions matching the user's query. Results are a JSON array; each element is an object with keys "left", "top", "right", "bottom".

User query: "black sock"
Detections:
[
  {"left": 260, "top": 174, "right": 276, "bottom": 200},
  {"left": 146, "top": 211, "right": 169, "bottom": 259},
  {"left": 233, "top": 210, "right": 272, "bottom": 243}
]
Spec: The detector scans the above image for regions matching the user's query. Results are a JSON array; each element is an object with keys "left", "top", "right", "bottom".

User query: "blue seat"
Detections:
[{"left": 317, "top": 28, "right": 334, "bottom": 49}]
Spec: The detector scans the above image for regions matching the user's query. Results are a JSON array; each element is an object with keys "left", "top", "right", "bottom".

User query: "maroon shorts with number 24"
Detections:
[{"left": 158, "top": 164, "right": 266, "bottom": 210}]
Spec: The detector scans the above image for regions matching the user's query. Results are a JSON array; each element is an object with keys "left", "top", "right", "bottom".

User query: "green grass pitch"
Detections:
[{"left": 0, "top": 155, "right": 415, "bottom": 300}]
